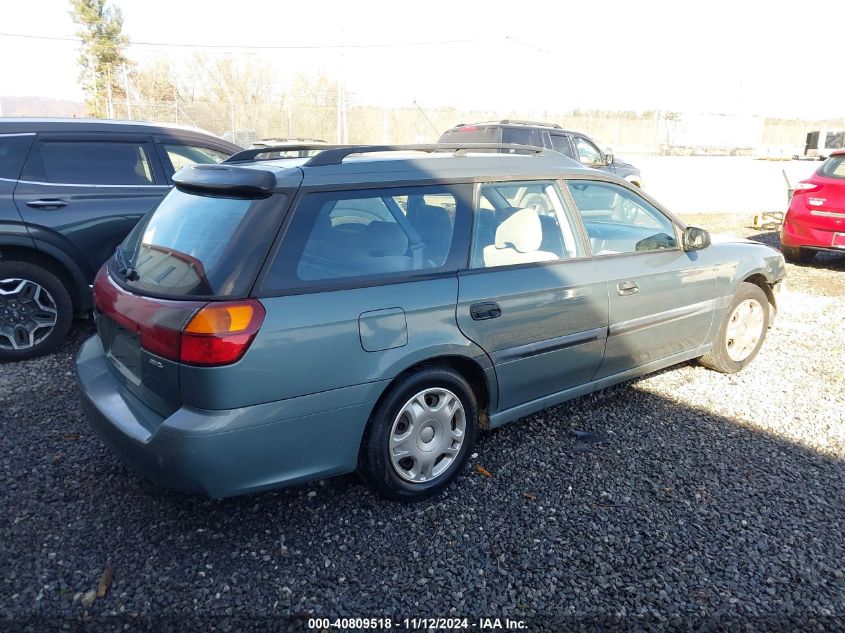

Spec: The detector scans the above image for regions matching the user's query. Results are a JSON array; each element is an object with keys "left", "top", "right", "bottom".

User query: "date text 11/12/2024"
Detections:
[{"left": 307, "top": 617, "right": 528, "bottom": 630}]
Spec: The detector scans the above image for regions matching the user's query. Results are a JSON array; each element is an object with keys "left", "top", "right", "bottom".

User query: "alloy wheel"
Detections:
[{"left": 0, "top": 278, "right": 59, "bottom": 351}]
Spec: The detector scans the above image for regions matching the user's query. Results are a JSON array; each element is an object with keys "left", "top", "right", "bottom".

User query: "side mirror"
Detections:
[
  {"left": 683, "top": 226, "right": 711, "bottom": 251},
  {"left": 604, "top": 152, "right": 614, "bottom": 166}
]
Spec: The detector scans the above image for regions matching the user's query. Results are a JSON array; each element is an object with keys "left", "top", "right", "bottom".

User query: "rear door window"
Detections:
[
  {"left": 37, "top": 141, "right": 155, "bottom": 185},
  {"left": 263, "top": 185, "right": 471, "bottom": 291},
  {"left": 0, "top": 134, "right": 34, "bottom": 179},
  {"left": 116, "top": 189, "right": 288, "bottom": 297},
  {"left": 549, "top": 133, "right": 576, "bottom": 159}
]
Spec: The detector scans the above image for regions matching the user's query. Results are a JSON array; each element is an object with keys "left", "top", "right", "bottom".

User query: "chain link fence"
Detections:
[{"left": 108, "top": 97, "right": 844, "bottom": 157}]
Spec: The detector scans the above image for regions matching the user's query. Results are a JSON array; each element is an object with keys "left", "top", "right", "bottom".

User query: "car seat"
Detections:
[
  {"left": 482, "top": 208, "right": 558, "bottom": 267},
  {"left": 412, "top": 204, "right": 453, "bottom": 267}
]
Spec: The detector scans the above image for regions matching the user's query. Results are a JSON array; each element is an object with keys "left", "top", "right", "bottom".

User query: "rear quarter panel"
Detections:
[{"left": 179, "top": 276, "right": 486, "bottom": 410}]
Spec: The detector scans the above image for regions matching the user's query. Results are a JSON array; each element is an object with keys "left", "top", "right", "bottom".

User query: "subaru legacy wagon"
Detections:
[{"left": 76, "top": 144, "right": 786, "bottom": 501}]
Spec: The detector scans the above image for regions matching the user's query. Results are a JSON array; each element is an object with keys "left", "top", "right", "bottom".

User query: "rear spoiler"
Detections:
[{"left": 172, "top": 164, "right": 277, "bottom": 196}]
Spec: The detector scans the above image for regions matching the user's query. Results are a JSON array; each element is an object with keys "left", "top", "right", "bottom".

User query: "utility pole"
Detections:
[
  {"left": 106, "top": 68, "right": 114, "bottom": 119},
  {"left": 229, "top": 99, "right": 236, "bottom": 142},
  {"left": 336, "top": 81, "right": 342, "bottom": 144},
  {"left": 123, "top": 66, "right": 132, "bottom": 120}
]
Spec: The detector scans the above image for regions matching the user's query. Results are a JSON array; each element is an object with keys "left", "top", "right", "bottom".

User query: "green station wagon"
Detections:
[{"left": 76, "top": 144, "right": 786, "bottom": 501}]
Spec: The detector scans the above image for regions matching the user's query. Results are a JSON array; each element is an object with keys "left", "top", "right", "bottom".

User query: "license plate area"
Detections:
[
  {"left": 832, "top": 233, "right": 845, "bottom": 249},
  {"left": 109, "top": 322, "right": 142, "bottom": 381}
]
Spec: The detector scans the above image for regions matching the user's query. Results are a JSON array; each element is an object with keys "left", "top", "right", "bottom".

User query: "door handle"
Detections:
[
  {"left": 616, "top": 281, "right": 639, "bottom": 296},
  {"left": 470, "top": 301, "right": 502, "bottom": 321},
  {"left": 26, "top": 199, "right": 68, "bottom": 210}
]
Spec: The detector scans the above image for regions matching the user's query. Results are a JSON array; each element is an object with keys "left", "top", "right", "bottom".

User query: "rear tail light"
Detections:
[
  {"left": 792, "top": 181, "right": 821, "bottom": 194},
  {"left": 94, "top": 269, "right": 265, "bottom": 367},
  {"left": 180, "top": 301, "right": 265, "bottom": 366}
]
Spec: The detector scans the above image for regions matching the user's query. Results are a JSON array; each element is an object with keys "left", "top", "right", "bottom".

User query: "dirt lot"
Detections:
[{"left": 1, "top": 213, "right": 843, "bottom": 631}]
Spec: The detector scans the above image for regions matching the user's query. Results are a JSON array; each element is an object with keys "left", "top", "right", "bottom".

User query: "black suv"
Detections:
[
  {"left": 439, "top": 120, "right": 643, "bottom": 188},
  {"left": 0, "top": 118, "right": 240, "bottom": 360}
]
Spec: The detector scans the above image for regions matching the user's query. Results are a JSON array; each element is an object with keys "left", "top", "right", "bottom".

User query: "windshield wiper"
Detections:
[{"left": 113, "top": 247, "right": 140, "bottom": 281}]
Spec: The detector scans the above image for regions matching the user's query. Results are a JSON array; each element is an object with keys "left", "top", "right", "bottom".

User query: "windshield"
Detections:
[{"left": 115, "top": 189, "right": 287, "bottom": 298}]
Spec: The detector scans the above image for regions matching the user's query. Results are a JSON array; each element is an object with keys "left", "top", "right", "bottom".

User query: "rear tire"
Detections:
[
  {"left": 699, "top": 282, "right": 769, "bottom": 374},
  {"left": 0, "top": 261, "right": 73, "bottom": 361},
  {"left": 358, "top": 366, "right": 478, "bottom": 502},
  {"left": 781, "top": 245, "right": 816, "bottom": 264}
]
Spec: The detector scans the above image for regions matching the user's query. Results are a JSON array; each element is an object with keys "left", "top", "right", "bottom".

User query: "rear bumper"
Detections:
[
  {"left": 781, "top": 207, "right": 845, "bottom": 252},
  {"left": 76, "top": 336, "right": 383, "bottom": 498}
]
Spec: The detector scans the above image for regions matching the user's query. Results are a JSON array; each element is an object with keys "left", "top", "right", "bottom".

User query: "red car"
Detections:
[{"left": 781, "top": 149, "right": 845, "bottom": 263}]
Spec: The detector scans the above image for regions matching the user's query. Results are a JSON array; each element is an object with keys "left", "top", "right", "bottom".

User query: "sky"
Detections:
[{"left": 1, "top": 0, "right": 844, "bottom": 119}]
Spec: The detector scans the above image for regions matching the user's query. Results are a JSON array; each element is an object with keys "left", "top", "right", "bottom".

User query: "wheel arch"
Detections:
[
  {"left": 741, "top": 272, "right": 777, "bottom": 322},
  {"left": 364, "top": 354, "right": 495, "bottom": 444},
  {"left": 0, "top": 243, "right": 88, "bottom": 312}
]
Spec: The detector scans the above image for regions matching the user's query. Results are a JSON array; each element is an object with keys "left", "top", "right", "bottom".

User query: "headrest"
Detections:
[
  {"left": 415, "top": 204, "right": 451, "bottom": 229},
  {"left": 494, "top": 208, "right": 542, "bottom": 253},
  {"left": 366, "top": 221, "right": 408, "bottom": 256}
]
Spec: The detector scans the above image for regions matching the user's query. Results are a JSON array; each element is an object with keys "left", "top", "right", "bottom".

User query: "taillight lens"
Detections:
[
  {"left": 180, "top": 300, "right": 265, "bottom": 366},
  {"left": 793, "top": 181, "right": 821, "bottom": 194},
  {"left": 94, "top": 269, "right": 265, "bottom": 367}
]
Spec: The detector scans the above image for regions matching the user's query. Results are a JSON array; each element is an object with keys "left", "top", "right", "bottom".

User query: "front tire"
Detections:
[
  {"left": 358, "top": 366, "right": 478, "bottom": 501},
  {"left": 0, "top": 261, "right": 73, "bottom": 361},
  {"left": 699, "top": 282, "right": 769, "bottom": 374},
  {"left": 781, "top": 245, "right": 816, "bottom": 264}
]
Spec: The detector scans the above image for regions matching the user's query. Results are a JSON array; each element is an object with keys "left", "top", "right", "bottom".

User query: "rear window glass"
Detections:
[
  {"left": 0, "top": 135, "right": 34, "bottom": 179},
  {"left": 439, "top": 127, "right": 500, "bottom": 144},
  {"left": 502, "top": 128, "right": 541, "bottom": 147},
  {"left": 116, "top": 189, "right": 287, "bottom": 297},
  {"left": 39, "top": 141, "right": 154, "bottom": 185},
  {"left": 821, "top": 156, "right": 845, "bottom": 179}
]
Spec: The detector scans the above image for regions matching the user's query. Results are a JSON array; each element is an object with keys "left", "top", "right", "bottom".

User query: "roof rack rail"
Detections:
[
  {"left": 225, "top": 144, "right": 343, "bottom": 163},
  {"left": 499, "top": 119, "right": 562, "bottom": 129},
  {"left": 303, "top": 143, "right": 547, "bottom": 167}
]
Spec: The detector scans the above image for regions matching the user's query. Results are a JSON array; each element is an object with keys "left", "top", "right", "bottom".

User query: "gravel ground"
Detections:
[{"left": 2, "top": 215, "right": 844, "bottom": 632}]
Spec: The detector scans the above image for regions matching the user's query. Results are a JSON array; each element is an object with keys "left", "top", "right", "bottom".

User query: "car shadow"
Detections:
[{"left": 24, "top": 378, "right": 843, "bottom": 625}]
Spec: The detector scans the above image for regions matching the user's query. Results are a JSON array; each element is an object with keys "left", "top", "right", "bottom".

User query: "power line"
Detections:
[{"left": 0, "top": 31, "right": 484, "bottom": 50}]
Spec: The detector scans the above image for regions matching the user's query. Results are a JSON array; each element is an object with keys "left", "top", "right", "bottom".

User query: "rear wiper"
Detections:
[
  {"left": 118, "top": 266, "right": 140, "bottom": 281},
  {"left": 113, "top": 247, "right": 140, "bottom": 281}
]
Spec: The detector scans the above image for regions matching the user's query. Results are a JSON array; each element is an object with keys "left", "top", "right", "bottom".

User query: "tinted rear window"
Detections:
[
  {"left": 0, "top": 135, "right": 34, "bottom": 179},
  {"left": 116, "top": 189, "right": 287, "bottom": 298},
  {"left": 39, "top": 141, "right": 154, "bottom": 185},
  {"left": 439, "top": 127, "right": 500, "bottom": 144},
  {"left": 820, "top": 156, "right": 845, "bottom": 179}
]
